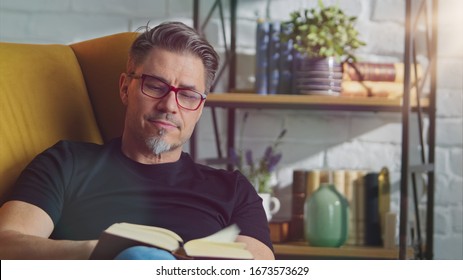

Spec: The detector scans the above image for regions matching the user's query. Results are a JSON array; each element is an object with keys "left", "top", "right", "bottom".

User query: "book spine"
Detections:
[
  {"left": 304, "top": 170, "right": 321, "bottom": 244},
  {"left": 277, "top": 22, "right": 293, "bottom": 94},
  {"left": 306, "top": 170, "right": 321, "bottom": 197},
  {"left": 342, "top": 62, "right": 423, "bottom": 83},
  {"left": 267, "top": 21, "right": 280, "bottom": 95},
  {"left": 269, "top": 221, "right": 289, "bottom": 243},
  {"left": 289, "top": 169, "right": 306, "bottom": 241},
  {"left": 344, "top": 170, "right": 359, "bottom": 246},
  {"left": 255, "top": 19, "right": 269, "bottom": 95},
  {"left": 341, "top": 80, "right": 418, "bottom": 99},
  {"left": 333, "top": 169, "right": 346, "bottom": 197},
  {"left": 364, "top": 172, "right": 383, "bottom": 246},
  {"left": 356, "top": 171, "right": 366, "bottom": 246},
  {"left": 319, "top": 169, "right": 330, "bottom": 185},
  {"left": 343, "top": 62, "right": 397, "bottom": 82},
  {"left": 383, "top": 212, "right": 397, "bottom": 249},
  {"left": 378, "top": 167, "right": 391, "bottom": 242}
]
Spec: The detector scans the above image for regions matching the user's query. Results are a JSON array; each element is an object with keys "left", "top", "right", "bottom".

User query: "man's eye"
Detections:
[
  {"left": 145, "top": 83, "right": 165, "bottom": 92},
  {"left": 179, "top": 91, "right": 200, "bottom": 100}
]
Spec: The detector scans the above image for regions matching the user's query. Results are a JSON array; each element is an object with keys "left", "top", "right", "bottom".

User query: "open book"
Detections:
[{"left": 89, "top": 222, "right": 253, "bottom": 260}]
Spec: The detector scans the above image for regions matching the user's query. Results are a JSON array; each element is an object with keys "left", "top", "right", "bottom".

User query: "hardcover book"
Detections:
[
  {"left": 289, "top": 169, "right": 307, "bottom": 241},
  {"left": 89, "top": 223, "right": 253, "bottom": 260},
  {"left": 277, "top": 22, "right": 293, "bottom": 94},
  {"left": 255, "top": 19, "right": 270, "bottom": 94},
  {"left": 378, "top": 167, "right": 391, "bottom": 242},
  {"left": 269, "top": 220, "right": 290, "bottom": 243},
  {"left": 267, "top": 21, "right": 281, "bottom": 94},
  {"left": 341, "top": 80, "right": 417, "bottom": 99},
  {"left": 356, "top": 171, "right": 366, "bottom": 246},
  {"left": 344, "top": 170, "right": 367, "bottom": 246},
  {"left": 364, "top": 172, "right": 383, "bottom": 246},
  {"left": 342, "top": 62, "right": 423, "bottom": 83},
  {"left": 344, "top": 170, "right": 359, "bottom": 246},
  {"left": 333, "top": 169, "right": 346, "bottom": 197}
]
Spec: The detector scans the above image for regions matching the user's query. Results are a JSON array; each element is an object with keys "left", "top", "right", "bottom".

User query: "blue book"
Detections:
[
  {"left": 278, "top": 22, "right": 293, "bottom": 94},
  {"left": 267, "top": 21, "right": 280, "bottom": 95},
  {"left": 255, "top": 19, "right": 269, "bottom": 95}
]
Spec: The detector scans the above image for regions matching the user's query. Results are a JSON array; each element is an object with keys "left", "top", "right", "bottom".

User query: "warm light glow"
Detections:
[{"left": 439, "top": 0, "right": 463, "bottom": 57}]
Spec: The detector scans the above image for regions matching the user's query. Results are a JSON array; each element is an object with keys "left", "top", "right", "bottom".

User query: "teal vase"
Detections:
[{"left": 304, "top": 183, "right": 349, "bottom": 247}]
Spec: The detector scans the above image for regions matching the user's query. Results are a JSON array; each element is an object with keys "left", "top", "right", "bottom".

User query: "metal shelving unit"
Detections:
[
  {"left": 192, "top": 0, "right": 437, "bottom": 259},
  {"left": 398, "top": 0, "right": 438, "bottom": 260}
]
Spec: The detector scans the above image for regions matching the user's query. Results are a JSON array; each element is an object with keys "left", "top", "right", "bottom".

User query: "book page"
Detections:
[
  {"left": 105, "top": 223, "right": 181, "bottom": 252},
  {"left": 184, "top": 240, "right": 253, "bottom": 259},
  {"left": 120, "top": 223, "right": 183, "bottom": 243},
  {"left": 199, "top": 224, "right": 240, "bottom": 243},
  {"left": 183, "top": 224, "right": 252, "bottom": 259}
]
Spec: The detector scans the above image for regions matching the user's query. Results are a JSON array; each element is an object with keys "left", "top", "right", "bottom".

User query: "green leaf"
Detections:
[{"left": 282, "top": 3, "right": 365, "bottom": 60}]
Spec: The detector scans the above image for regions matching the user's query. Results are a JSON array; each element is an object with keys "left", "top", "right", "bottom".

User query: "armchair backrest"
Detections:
[{"left": 0, "top": 32, "right": 137, "bottom": 202}]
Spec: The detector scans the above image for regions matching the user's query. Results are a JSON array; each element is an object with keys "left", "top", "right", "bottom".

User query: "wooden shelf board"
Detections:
[
  {"left": 273, "top": 242, "right": 414, "bottom": 259},
  {"left": 205, "top": 93, "right": 429, "bottom": 112}
]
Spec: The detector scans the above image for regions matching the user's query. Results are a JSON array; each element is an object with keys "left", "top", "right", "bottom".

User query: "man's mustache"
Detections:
[{"left": 146, "top": 113, "right": 181, "bottom": 128}]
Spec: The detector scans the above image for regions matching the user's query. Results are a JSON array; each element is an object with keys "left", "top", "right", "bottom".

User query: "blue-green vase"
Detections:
[{"left": 304, "top": 183, "right": 349, "bottom": 247}]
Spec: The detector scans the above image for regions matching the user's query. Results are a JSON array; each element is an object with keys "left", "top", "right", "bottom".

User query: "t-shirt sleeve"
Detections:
[
  {"left": 7, "top": 141, "right": 74, "bottom": 224},
  {"left": 230, "top": 171, "right": 273, "bottom": 251}
]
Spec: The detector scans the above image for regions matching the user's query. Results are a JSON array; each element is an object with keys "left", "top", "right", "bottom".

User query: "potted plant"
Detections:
[{"left": 280, "top": 0, "right": 365, "bottom": 95}]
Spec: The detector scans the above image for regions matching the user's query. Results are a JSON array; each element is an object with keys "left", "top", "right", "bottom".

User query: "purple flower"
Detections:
[
  {"left": 228, "top": 147, "right": 240, "bottom": 166},
  {"left": 263, "top": 146, "right": 273, "bottom": 162},
  {"left": 228, "top": 127, "right": 287, "bottom": 191},
  {"left": 268, "top": 153, "right": 282, "bottom": 172}
]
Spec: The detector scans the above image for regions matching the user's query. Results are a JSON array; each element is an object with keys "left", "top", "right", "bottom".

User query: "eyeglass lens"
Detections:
[{"left": 142, "top": 75, "right": 203, "bottom": 110}]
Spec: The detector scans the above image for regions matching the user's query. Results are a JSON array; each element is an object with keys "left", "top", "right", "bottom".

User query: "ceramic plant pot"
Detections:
[{"left": 293, "top": 56, "right": 342, "bottom": 96}]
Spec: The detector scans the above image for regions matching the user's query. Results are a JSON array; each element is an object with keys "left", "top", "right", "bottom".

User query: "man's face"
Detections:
[{"left": 120, "top": 47, "right": 206, "bottom": 157}]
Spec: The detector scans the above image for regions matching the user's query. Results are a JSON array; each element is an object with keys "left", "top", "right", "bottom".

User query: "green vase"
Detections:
[{"left": 304, "top": 183, "right": 349, "bottom": 247}]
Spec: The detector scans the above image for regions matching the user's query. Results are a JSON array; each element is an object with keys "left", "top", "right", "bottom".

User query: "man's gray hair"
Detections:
[{"left": 128, "top": 21, "right": 219, "bottom": 94}]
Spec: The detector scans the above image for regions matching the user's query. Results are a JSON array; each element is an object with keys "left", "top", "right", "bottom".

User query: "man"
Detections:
[{"left": 0, "top": 22, "right": 274, "bottom": 260}]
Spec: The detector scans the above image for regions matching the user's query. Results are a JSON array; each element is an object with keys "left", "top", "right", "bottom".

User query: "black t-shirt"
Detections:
[{"left": 9, "top": 138, "right": 272, "bottom": 250}]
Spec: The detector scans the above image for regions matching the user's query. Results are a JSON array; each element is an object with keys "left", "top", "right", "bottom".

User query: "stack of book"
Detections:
[
  {"left": 340, "top": 62, "right": 423, "bottom": 99},
  {"left": 285, "top": 168, "right": 394, "bottom": 248}
]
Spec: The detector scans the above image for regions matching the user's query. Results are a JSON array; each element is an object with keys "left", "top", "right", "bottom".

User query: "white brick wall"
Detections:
[{"left": 0, "top": 0, "right": 461, "bottom": 259}]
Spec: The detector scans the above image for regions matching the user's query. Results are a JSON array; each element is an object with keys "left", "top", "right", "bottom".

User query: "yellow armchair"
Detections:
[{"left": 0, "top": 32, "right": 137, "bottom": 202}]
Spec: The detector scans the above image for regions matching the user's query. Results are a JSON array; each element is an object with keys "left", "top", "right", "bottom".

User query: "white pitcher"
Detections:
[{"left": 258, "top": 193, "right": 280, "bottom": 221}]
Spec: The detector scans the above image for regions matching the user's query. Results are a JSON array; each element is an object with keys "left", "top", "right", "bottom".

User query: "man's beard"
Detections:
[
  {"left": 143, "top": 113, "right": 190, "bottom": 156},
  {"left": 145, "top": 129, "right": 172, "bottom": 156}
]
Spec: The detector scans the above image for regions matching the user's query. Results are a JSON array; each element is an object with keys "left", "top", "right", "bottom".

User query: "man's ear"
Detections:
[{"left": 119, "top": 73, "right": 129, "bottom": 106}]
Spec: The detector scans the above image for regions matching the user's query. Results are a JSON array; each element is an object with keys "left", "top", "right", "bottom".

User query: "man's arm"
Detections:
[
  {"left": 236, "top": 235, "right": 275, "bottom": 260},
  {"left": 0, "top": 200, "right": 96, "bottom": 259}
]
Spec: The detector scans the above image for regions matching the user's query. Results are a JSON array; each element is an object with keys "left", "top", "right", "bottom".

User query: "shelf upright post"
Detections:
[
  {"left": 190, "top": 0, "right": 201, "bottom": 161},
  {"left": 399, "top": 0, "right": 413, "bottom": 260},
  {"left": 193, "top": 0, "right": 199, "bottom": 30},
  {"left": 229, "top": 0, "right": 237, "bottom": 91},
  {"left": 226, "top": 0, "right": 238, "bottom": 170},
  {"left": 425, "top": 0, "right": 438, "bottom": 260},
  {"left": 191, "top": 0, "right": 232, "bottom": 163}
]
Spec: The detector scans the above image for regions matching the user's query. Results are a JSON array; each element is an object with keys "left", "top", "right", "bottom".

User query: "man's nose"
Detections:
[{"left": 155, "top": 90, "right": 178, "bottom": 113}]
